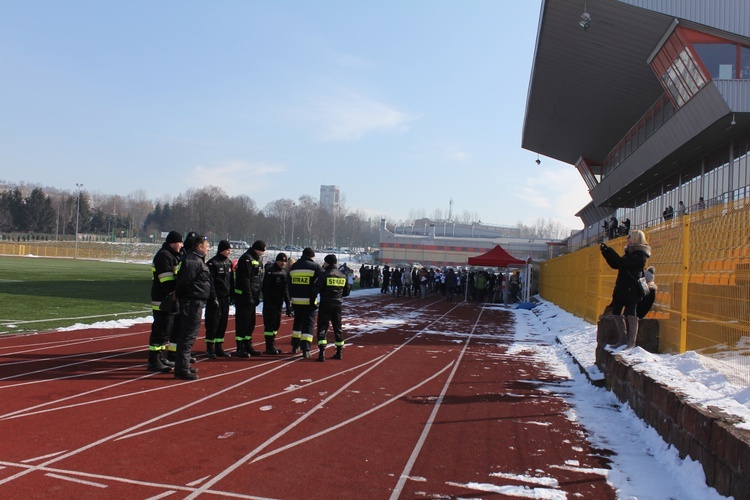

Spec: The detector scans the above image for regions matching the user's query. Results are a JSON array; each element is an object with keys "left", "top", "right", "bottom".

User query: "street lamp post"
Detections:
[{"left": 74, "top": 183, "right": 83, "bottom": 259}]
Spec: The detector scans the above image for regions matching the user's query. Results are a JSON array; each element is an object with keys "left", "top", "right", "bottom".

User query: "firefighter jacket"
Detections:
[
  {"left": 175, "top": 249, "right": 212, "bottom": 301},
  {"left": 151, "top": 242, "right": 181, "bottom": 305},
  {"left": 262, "top": 262, "right": 291, "bottom": 307},
  {"left": 311, "top": 266, "right": 351, "bottom": 308},
  {"left": 235, "top": 249, "right": 263, "bottom": 306},
  {"left": 207, "top": 253, "right": 234, "bottom": 301},
  {"left": 288, "top": 256, "right": 323, "bottom": 306}
]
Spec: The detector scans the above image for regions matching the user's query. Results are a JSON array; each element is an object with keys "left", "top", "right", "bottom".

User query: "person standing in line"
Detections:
[
  {"left": 600, "top": 229, "right": 651, "bottom": 348},
  {"left": 205, "top": 240, "right": 234, "bottom": 359},
  {"left": 381, "top": 266, "right": 391, "bottom": 293},
  {"left": 402, "top": 267, "right": 413, "bottom": 297},
  {"left": 173, "top": 234, "right": 212, "bottom": 380},
  {"left": 234, "top": 240, "right": 266, "bottom": 357},
  {"left": 167, "top": 231, "right": 198, "bottom": 364},
  {"left": 261, "top": 252, "right": 293, "bottom": 355},
  {"left": 288, "top": 247, "right": 324, "bottom": 357},
  {"left": 311, "top": 254, "right": 351, "bottom": 362},
  {"left": 418, "top": 268, "right": 429, "bottom": 298},
  {"left": 445, "top": 268, "right": 458, "bottom": 302},
  {"left": 147, "top": 230, "right": 182, "bottom": 373}
]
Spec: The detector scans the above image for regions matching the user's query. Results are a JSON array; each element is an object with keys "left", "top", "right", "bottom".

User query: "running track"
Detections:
[{"left": 0, "top": 290, "right": 616, "bottom": 499}]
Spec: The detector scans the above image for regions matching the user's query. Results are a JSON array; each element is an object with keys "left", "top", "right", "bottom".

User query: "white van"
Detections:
[{"left": 229, "top": 241, "right": 249, "bottom": 250}]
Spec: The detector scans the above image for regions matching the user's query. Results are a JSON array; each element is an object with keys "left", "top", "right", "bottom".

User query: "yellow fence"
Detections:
[
  {"left": 540, "top": 200, "right": 750, "bottom": 385},
  {"left": 0, "top": 241, "right": 158, "bottom": 262}
]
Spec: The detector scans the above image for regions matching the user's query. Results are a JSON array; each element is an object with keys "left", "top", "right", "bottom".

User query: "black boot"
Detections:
[
  {"left": 235, "top": 340, "right": 249, "bottom": 358},
  {"left": 300, "top": 340, "right": 311, "bottom": 358},
  {"left": 147, "top": 351, "right": 171, "bottom": 373},
  {"left": 265, "top": 336, "right": 281, "bottom": 355},
  {"left": 291, "top": 336, "right": 300, "bottom": 354},
  {"left": 332, "top": 346, "right": 342, "bottom": 360},
  {"left": 159, "top": 350, "right": 175, "bottom": 367},
  {"left": 174, "top": 370, "right": 199, "bottom": 381},
  {"left": 215, "top": 342, "right": 231, "bottom": 358},
  {"left": 206, "top": 342, "right": 216, "bottom": 359},
  {"left": 246, "top": 338, "right": 262, "bottom": 356},
  {"left": 317, "top": 347, "right": 325, "bottom": 362}
]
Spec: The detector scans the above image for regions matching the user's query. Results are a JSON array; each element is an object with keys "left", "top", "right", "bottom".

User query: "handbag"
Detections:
[{"left": 628, "top": 271, "right": 650, "bottom": 299}]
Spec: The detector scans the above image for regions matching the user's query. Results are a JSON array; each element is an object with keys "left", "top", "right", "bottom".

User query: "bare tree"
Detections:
[{"left": 297, "top": 195, "right": 318, "bottom": 248}]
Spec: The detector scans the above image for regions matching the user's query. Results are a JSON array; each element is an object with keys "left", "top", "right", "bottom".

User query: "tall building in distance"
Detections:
[{"left": 320, "top": 185, "right": 340, "bottom": 214}]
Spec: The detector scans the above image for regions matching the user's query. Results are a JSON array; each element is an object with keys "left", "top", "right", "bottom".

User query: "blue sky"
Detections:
[{"left": 0, "top": 0, "right": 589, "bottom": 230}]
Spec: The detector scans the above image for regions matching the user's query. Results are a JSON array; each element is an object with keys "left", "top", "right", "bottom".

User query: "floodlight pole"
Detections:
[{"left": 74, "top": 183, "right": 83, "bottom": 259}]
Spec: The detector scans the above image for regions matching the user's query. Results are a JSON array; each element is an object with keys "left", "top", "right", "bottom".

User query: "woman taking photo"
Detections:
[{"left": 600, "top": 229, "right": 651, "bottom": 348}]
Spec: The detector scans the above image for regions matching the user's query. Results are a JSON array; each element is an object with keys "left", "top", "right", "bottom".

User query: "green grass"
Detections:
[{"left": 0, "top": 256, "right": 152, "bottom": 334}]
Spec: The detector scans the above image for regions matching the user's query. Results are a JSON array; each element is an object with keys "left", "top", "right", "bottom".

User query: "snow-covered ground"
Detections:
[{"left": 56, "top": 273, "right": 747, "bottom": 499}]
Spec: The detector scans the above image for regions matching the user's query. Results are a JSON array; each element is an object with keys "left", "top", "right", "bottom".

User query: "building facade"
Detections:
[{"left": 522, "top": 0, "right": 750, "bottom": 248}]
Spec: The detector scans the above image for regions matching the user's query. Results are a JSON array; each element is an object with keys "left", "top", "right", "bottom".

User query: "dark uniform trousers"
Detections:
[
  {"left": 205, "top": 296, "right": 230, "bottom": 343},
  {"left": 149, "top": 309, "right": 175, "bottom": 348},
  {"left": 317, "top": 304, "right": 344, "bottom": 347},
  {"left": 292, "top": 304, "right": 317, "bottom": 351},
  {"left": 176, "top": 299, "right": 205, "bottom": 374},
  {"left": 235, "top": 299, "right": 257, "bottom": 347},
  {"left": 263, "top": 300, "right": 283, "bottom": 335}
]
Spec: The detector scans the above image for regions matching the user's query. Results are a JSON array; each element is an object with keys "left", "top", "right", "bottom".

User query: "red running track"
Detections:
[{"left": 0, "top": 291, "right": 616, "bottom": 499}]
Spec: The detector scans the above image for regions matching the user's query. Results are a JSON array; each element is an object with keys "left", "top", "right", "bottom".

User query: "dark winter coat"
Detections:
[
  {"left": 601, "top": 243, "right": 651, "bottom": 303},
  {"left": 288, "top": 256, "right": 324, "bottom": 306},
  {"left": 262, "top": 262, "right": 291, "bottom": 307},
  {"left": 207, "top": 253, "right": 234, "bottom": 300},
  {"left": 151, "top": 242, "right": 181, "bottom": 303},
  {"left": 311, "top": 266, "right": 351, "bottom": 308},
  {"left": 235, "top": 249, "right": 264, "bottom": 306},
  {"left": 175, "top": 249, "right": 211, "bottom": 301}
]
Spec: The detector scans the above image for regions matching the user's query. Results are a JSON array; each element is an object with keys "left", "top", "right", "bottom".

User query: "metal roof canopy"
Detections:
[
  {"left": 523, "top": 0, "right": 750, "bottom": 211},
  {"left": 522, "top": 0, "right": 671, "bottom": 167}
]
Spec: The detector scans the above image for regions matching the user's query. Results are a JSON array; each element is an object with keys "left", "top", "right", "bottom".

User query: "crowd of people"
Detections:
[
  {"left": 148, "top": 232, "right": 351, "bottom": 380},
  {"left": 148, "top": 231, "right": 527, "bottom": 380},
  {"left": 357, "top": 265, "right": 524, "bottom": 303}
]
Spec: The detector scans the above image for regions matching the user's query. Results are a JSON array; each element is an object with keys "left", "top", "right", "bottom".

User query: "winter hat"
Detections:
[
  {"left": 276, "top": 252, "right": 288, "bottom": 262},
  {"left": 251, "top": 240, "right": 266, "bottom": 252},
  {"left": 324, "top": 254, "right": 337, "bottom": 266},
  {"left": 218, "top": 240, "right": 231, "bottom": 252},
  {"left": 183, "top": 231, "right": 198, "bottom": 251},
  {"left": 303, "top": 247, "right": 315, "bottom": 258},
  {"left": 166, "top": 231, "right": 183, "bottom": 244}
]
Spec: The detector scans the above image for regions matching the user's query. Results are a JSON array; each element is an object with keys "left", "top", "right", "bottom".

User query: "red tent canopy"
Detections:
[{"left": 467, "top": 245, "right": 526, "bottom": 267}]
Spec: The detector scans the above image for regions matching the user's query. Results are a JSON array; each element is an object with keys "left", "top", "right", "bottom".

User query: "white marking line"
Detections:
[
  {"left": 21, "top": 450, "right": 68, "bottom": 463},
  {"left": 116, "top": 355, "right": 384, "bottom": 440},
  {"left": 0, "top": 330, "right": 144, "bottom": 357},
  {"left": 0, "top": 349, "right": 144, "bottom": 385},
  {"left": 145, "top": 491, "right": 178, "bottom": 499},
  {"left": 45, "top": 472, "right": 108, "bottom": 488},
  {"left": 186, "top": 475, "right": 211, "bottom": 487},
  {"left": 0, "top": 357, "right": 299, "bottom": 488},
  {"left": 0, "top": 461, "right": 262, "bottom": 499},
  {"left": 0, "top": 357, "right": 291, "bottom": 421},
  {"left": 389, "top": 303, "right": 484, "bottom": 500},
  {"left": 186, "top": 302, "right": 463, "bottom": 499},
  {"left": 251, "top": 361, "right": 454, "bottom": 464}
]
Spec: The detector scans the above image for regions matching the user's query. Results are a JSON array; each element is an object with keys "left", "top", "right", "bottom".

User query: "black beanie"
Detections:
[
  {"left": 251, "top": 240, "right": 266, "bottom": 252},
  {"left": 218, "top": 240, "right": 231, "bottom": 252},
  {"left": 166, "top": 231, "right": 183, "bottom": 244},
  {"left": 276, "top": 252, "right": 288, "bottom": 262},
  {"left": 324, "top": 254, "right": 337, "bottom": 266},
  {"left": 303, "top": 247, "right": 315, "bottom": 258}
]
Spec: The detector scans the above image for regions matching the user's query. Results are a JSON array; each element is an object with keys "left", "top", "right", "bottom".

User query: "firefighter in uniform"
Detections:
[
  {"left": 311, "top": 254, "right": 351, "bottom": 362},
  {"left": 261, "top": 252, "right": 293, "bottom": 354},
  {"left": 205, "top": 240, "right": 234, "bottom": 359},
  {"left": 234, "top": 240, "right": 266, "bottom": 357},
  {"left": 147, "top": 230, "right": 182, "bottom": 372},
  {"left": 288, "top": 247, "right": 323, "bottom": 357},
  {"left": 174, "top": 234, "right": 211, "bottom": 380}
]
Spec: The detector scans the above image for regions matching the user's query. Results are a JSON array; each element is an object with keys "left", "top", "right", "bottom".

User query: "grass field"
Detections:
[{"left": 0, "top": 256, "right": 152, "bottom": 334}]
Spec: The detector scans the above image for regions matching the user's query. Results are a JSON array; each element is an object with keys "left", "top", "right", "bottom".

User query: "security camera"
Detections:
[
  {"left": 535, "top": 158, "right": 541, "bottom": 165},
  {"left": 579, "top": 12, "right": 591, "bottom": 30}
]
